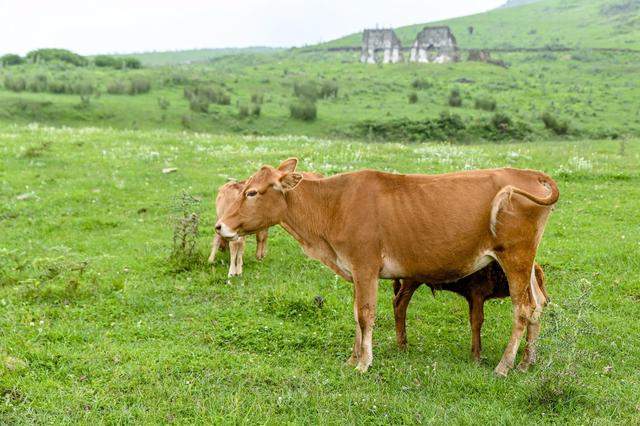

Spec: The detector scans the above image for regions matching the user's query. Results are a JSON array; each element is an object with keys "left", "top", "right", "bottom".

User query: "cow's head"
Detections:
[{"left": 216, "top": 158, "right": 302, "bottom": 240}]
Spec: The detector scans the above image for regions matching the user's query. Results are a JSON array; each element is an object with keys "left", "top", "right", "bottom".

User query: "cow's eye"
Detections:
[{"left": 246, "top": 190, "right": 258, "bottom": 197}]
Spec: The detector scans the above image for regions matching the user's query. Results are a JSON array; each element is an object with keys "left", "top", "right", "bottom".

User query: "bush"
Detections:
[
  {"left": 542, "top": 111, "right": 569, "bottom": 135},
  {"left": 26, "top": 49, "right": 87, "bottom": 66},
  {"left": 123, "top": 57, "right": 142, "bottom": 69},
  {"left": 27, "top": 75, "right": 48, "bottom": 92},
  {"left": 293, "top": 81, "right": 319, "bottom": 101},
  {"left": 319, "top": 80, "right": 339, "bottom": 99},
  {"left": 189, "top": 97, "right": 209, "bottom": 113},
  {"left": 251, "top": 104, "right": 261, "bottom": 117},
  {"left": 184, "top": 86, "right": 230, "bottom": 105},
  {"left": 94, "top": 55, "right": 119, "bottom": 68},
  {"left": 356, "top": 112, "right": 466, "bottom": 142},
  {"left": 475, "top": 97, "right": 497, "bottom": 112},
  {"left": 1, "top": 54, "right": 24, "bottom": 66},
  {"left": 128, "top": 77, "right": 151, "bottom": 95},
  {"left": 72, "top": 82, "right": 95, "bottom": 96},
  {"left": 251, "top": 93, "right": 264, "bottom": 104},
  {"left": 408, "top": 92, "right": 418, "bottom": 104},
  {"left": 411, "top": 78, "right": 433, "bottom": 90},
  {"left": 3, "top": 76, "right": 26, "bottom": 92},
  {"left": 448, "top": 89, "right": 463, "bottom": 107},
  {"left": 289, "top": 101, "right": 317, "bottom": 121},
  {"left": 107, "top": 80, "right": 128, "bottom": 95},
  {"left": 238, "top": 104, "right": 250, "bottom": 118},
  {"left": 47, "top": 80, "right": 68, "bottom": 94}
]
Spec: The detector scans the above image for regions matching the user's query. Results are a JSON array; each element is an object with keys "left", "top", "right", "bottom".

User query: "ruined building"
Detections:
[
  {"left": 360, "top": 29, "right": 403, "bottom": 64},
  {"left": 410, "top": 26, "right": 459, "bottom": 63}
]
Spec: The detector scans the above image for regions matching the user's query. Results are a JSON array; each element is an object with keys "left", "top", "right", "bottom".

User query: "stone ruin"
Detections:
[
  {"left": 360, "top": 29, "right": 403, "bottom": 64},
  {"left": 409, "top": 26, "right": 459, "bottom": 64}
]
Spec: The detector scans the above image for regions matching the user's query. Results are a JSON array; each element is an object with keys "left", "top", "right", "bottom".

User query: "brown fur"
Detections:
[
  {"left": 217, "top": 159, "right": 559, "bottom": 375},
  {"left": 392, "top": 262, "right": 548, "bottom": 362},
  {"left": 209, "top": 161, "right": 323, "bottom": 277}
]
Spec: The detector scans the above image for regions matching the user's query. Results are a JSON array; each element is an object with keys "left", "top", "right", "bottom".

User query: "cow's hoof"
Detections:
[
  {"left": 494, "top": 362, "right": 510, "bottom": 377},
  {"left": 207, "top": 256, "right": 215, "bottom": 264},
  {"left": 355, "top": 362, "right": 370, "bottom": 374},
  {"left": 346, "top": 354, "right": 359, "bottom": 367},
  {"left": 516, "top": 361, "right": 531, "bottom": 372}
]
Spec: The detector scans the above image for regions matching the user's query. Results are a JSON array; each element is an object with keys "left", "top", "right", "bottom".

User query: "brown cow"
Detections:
[
  {"left": 216, "top": 159, "right": 558, "bottom": 375},
  {"left": 208, "top": 180, "right": 269, "bottom": 277},
  {"left": 209, "top": 162, "right": 323, "bottom": 277},
  {"left": 392, "top": 262, "right": 548, "bottom": 363}
]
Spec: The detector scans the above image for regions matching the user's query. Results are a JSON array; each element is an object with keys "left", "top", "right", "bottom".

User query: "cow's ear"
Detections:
[
  {"left": 279, "top": 172, "right": 303, "bottom": 192},
  {"left": 277, "top": 158, "right": 298, "bottom": 173}
]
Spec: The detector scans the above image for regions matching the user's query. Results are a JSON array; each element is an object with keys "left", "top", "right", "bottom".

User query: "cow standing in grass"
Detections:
[
  {"left": 216, "top": 159, "right": 558, "bottom": 376},
  {"left": 392, "top": 262, "right": 548, "bottom": 362}
]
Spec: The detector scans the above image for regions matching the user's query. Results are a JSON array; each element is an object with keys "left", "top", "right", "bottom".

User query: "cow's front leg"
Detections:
[
  {"left": 346, "top": 297, "right": 362, "bottom": 367},
  {"left": 353, "top": 270, "right": 378, "bottom": 373}
]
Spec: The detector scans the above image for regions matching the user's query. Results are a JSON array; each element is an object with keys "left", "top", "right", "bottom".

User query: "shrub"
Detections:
[
  {"left": 26, "top": 48, "right": 87, "bottom": 66},
  {"left": 128, "top": 77, "right": 151, "bottom": 95},
  {"left": 448, "top": 89, "right": 462, "bottom": 107},
  {"left": 3, "top": 76, "right": 26, "bottom": 92},
  {"left": 27, "top": 75, "right": 48, "bottom": 92},
  {"left": 289, "top": 100, "right": 317, "bottom": 121},
  {"left": 355, "top": 112, "right": 466, "bottom": 142},
  {"left": 72, "top": 82, "right": 95, "bottom": 96},
  {"left": 1, "top": 54, "right": 24, "bottom": 66},
  {"left": 157, "top": 97, "right": 170, "bottom": 110},
  {"left": 123, "top": 57, "right": 142, "bottom": 69},
  {"left": 475, "top": 97, "right": 497, "bottom": 112},
  {"left": 319, "top": 80, "right": 339, "bottom": 99},
  {"left": 189, "top": 97, "right": 209, "bottom": 113},
  {"left": 542, "top": 111, "right": 569, "bottom": 135},
  {"left": 238, "top": 104, "right": 250, "bottom": 118},
  {"left": 94, "top": 55, "right": 118, "bottom": 68},
  {"left": 47, "top": 80, "right": 68, "bottom": 94},
  {"left": 408, "top": 92, "right": 418, "bottom": 104},
  {"left": 293, "top": 81, "right": 319, "bottom": 101},
  {"left": 411, "top": 78, "right": 433, "bottom": 90},
  {"left": 251, "top": 93, "right": 264, "bottom": 104},
  {"left": 184, "top": 86, "right": 230, "bottom": 105},
  {"left": 251, "top": 104, "right": 261, "bottom": 117},
  {"left": 107, "top": 80, "right": 128, "bottom": 95}
]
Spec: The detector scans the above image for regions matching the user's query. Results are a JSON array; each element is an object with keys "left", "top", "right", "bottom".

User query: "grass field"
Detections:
[{"left": 1, "top": 124, "right": 639, "bottom": 423}]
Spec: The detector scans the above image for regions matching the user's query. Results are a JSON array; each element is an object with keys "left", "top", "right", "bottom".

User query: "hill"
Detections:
[
  {"left": 501, "top": 0, "right": 543, "bottom": 8},
  {"left": 325, "top": 0, "right": 640, "bottom": 50},
  {"left": 124, "top": 47, "right": 284, "bottom": 66}
]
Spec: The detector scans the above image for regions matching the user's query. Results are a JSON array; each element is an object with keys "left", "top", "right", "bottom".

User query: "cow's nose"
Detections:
[{"left": 215, "top": 224, "right": 222, "bottom": 232}]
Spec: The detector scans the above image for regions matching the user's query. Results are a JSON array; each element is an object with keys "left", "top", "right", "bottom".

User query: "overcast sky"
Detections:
[{"left": 1, "top": 0, "right": 504, "bottom": 55}]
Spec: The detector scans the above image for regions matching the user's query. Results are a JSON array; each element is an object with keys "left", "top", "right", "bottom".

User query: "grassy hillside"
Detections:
[
  {"left": 125, "top": 47, "right": 284, "bottom": 66},
  {"left": 326, "top": 0, "right": 640, "bottom": 49},
  {"left": 1, "top": 124, "right": 639, "bottom": 423}
]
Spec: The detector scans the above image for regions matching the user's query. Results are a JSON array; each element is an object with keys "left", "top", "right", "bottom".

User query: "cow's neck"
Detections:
[{"left": 281, "top": 179, "right": 335, "bottom": 247}]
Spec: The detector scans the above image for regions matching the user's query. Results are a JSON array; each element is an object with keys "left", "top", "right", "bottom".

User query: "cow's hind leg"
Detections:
[
  {"left": 255, "top": 229, "right": 268, "bottom": 260},
  {"left": 494, "top": 254, "right": 538, "bottom": 377},
  {"left": 517, "top": 266, "right": 547, "bottom": 371},
  {"left": 393, "top": 278, "right": 420, "bottom": 350},
  {"left": 469, "top": 295, "right": 485, "bottom": 362}
]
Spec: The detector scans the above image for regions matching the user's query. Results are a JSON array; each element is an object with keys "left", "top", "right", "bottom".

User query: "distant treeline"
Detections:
[{"left": 1, "top": 49, "right": 142, "bottom": 69}]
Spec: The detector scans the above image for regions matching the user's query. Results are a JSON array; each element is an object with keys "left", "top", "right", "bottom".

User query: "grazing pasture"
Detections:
[{"left": 1, "top": 125, "right": 639, "bottom": 423}]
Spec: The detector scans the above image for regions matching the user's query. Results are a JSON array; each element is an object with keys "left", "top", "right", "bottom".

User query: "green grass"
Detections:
[
  {"left": 1, "top": 124, "right": 639, "bottom": 423},
  {"left": 122, "top": 47, "right": 285, "bottom": 67},
  {"left": 2, "top": 47, "right": 640, "bottom": 140},
  {"left": 327, "top": 0, "right": 640, "bottom": 50}
]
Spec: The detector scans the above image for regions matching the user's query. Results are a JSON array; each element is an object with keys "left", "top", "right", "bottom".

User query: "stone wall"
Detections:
[
  {"left": 409, "top": 26, "right": 459, "bottom": 64},
  {"left": 360, "top": 29, "right": 403, "bottom": 64}
]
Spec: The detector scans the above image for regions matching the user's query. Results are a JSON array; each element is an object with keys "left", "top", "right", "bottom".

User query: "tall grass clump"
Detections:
[
  {"left": 289, "top": 101, "right": 317, "bottom": 121},
  {"left": 411, "top": 78, "right": 433, "bottom": 90},
  {"left": 293, "top": 80, "right": 319, "bottom": 101},
  {"left": 170, "top": 192, "right": 201, "bottom": 269},
  {"left": 448, "top": 89, "right": 463, "bottom": 107},
  {"left": 319, "top": 80, "right": 339, "bottom": 99},
  {"left": 475, "top": 97, "right": 497, "bottom": 112},
  {"left": 3, "top": 75, "right": 26, "bottom": 92},
  {"left": 542, "top": 111, "right": 569, "bottom": 135},
  {"left": 128, "top": 77, "right": 151, "bottom": 95},
  {"left": 408, "top": 92, "right": 419, "bottom": 104}
]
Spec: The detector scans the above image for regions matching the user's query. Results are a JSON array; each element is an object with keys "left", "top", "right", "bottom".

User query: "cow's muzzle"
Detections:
[{"left": 215, "top": 221, "right": 239, "bottom": 241}]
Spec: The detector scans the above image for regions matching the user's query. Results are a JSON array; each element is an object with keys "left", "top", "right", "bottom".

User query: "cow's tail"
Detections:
[{"left": 490, "top": 174, "right": 559, "bottom": 237}]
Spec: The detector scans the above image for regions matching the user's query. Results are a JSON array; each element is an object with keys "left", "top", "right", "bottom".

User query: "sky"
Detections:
[{"left": 1, "top": 0, "right": 505, "bottom": 55}]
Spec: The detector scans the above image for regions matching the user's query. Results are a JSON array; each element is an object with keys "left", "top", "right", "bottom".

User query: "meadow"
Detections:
[{"left": 1, "top": 124, "right": 639, "bottom": 423}]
